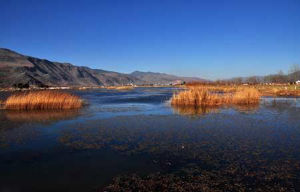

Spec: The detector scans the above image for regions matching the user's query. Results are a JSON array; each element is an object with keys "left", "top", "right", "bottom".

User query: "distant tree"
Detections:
[
  {"left": 246, "top": 76, "right": 260, "bottom": 85},
  {"left": 278, "top": 70, "right": 284, "bottom": 76},
  {"left": 289, "top": 64, "right": 300, "bottom": 74},
  {"left": 233, "top": 77, "right": 243, "bottom": 85},
  {"left": 275, "top": 70, "right": 287, "bottom": 83},
  {"left": 288, "top": 64, "right": 300, "bottom": 82},
  {"left": 263, "top": 70, "right": 288, "bottom": 84}
]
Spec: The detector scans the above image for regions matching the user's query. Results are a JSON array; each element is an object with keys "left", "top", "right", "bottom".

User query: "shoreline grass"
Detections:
[
  {"left": 3, "top": 91, "right": 83, "bottom": 110},
  {"left": 183, "top": 83, "right": 300, "bottom": 97},
  {"left": 106, "top": 86, "right": 135, "bottom": 90}
]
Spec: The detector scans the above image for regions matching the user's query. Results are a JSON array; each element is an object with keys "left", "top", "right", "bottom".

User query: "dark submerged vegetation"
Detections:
[{"left": 56, "top": 112, "right": 300, "bottom": 191}]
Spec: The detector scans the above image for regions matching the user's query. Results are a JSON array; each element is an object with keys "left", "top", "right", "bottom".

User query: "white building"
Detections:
[{"left": 296, "top": 80, "right": 300, "bottom": 85}]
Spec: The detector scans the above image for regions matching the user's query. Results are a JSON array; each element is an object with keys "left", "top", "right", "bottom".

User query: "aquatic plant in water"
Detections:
[
  {"left": 4, "top": 91, "right": 83, "bottom": 110},
  {"left": 171, "top": 87, "right": 260, "bottom": 107}
]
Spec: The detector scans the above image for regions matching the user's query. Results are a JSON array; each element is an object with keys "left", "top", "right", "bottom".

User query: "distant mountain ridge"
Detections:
[
  {"left": 0, "top": 48, "right": 206, "bottom": 88},
  {"left": 130, "top": 71, "right": 206, "bottom": 84},
  {"left": 0, "top": 48, "right": 143, "bottom": 87}
]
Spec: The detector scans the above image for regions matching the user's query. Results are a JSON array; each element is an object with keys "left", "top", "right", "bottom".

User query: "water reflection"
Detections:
[
  {"left": 232, "top": 104, "right": 259, "bottom": 113},
  {"left": 0, "top": 110, "right": 80, "bottom": 148},
  {"left": 172, "top": 104, "right": 259, "bottom": 116},
  {"left": 4, "top": 110, "right": 80, "bottom": 123},
  {"left": 172, "top": 105, "right": 220, "bottom": 116}
]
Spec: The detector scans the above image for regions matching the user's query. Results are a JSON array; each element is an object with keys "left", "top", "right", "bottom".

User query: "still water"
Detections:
[{"left": 0, "top": 88, "right": 300, "bottom": 191}]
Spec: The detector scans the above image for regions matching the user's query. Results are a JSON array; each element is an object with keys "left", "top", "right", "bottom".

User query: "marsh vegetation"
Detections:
[
  {"left": 3, "top": 91, "right": 83, "bottom": 110},
  {"left": 171, "top": 87, "right": 260, "bottom": 107}
]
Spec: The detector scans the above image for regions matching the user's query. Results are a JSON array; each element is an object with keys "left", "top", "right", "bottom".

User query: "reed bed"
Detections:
[
  {"left": 171, "top": 88, "right": 227, "bottom": 107},
  {"left": 171, "top": 87, "right": 260, "bottom": 107},
  {"left": 4, "top": 91, "right": 83, "bottom": 110},
  {"left": 259, "top": 87, "right": 300, "bottom": 97},
  {"left": 184, "top": 84, "right": 300, "bottom": 97},
  {"left": 232, "top": 88, "right": 261, "bottom": 105}
]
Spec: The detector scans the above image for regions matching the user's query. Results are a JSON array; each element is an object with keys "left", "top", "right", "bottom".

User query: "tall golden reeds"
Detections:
[
  {"left": 232, "top": 88, "right": 260, "bottom": 105},
  {"left": 171, "top": 87, "right": 260, "bottom": 107},
  {"left": 184, "top": 84, "right": 300, "bottom": 97},
  {"left": 171, "top": 88, "right": 228, "bottom": 106},
  {"left": 4, "top": 91, "right": 83, "bottom": 110}
]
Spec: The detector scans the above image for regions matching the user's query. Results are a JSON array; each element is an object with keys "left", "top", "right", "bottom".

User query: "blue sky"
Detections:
[{"left": 1, "top": 0, "right": 299, "bottom": 79}]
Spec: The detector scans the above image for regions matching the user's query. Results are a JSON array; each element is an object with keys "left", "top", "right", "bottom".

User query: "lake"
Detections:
[{"left": 0, "top": 87, "right": 300, "bottom": 191}]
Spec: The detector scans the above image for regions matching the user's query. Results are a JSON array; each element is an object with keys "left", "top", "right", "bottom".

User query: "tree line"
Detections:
[{"left": 218, "top": 64, "right": 300, "bottom": 85}]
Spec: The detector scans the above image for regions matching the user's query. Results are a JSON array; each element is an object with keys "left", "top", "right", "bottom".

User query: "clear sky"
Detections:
[{"left": 1, "top": 0, "right": 299, "bottom": 80}]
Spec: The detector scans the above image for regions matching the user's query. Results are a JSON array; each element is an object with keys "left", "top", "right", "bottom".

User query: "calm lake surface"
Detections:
[{"left": 0, "top": 87, "right": 300, "bottom": 191}]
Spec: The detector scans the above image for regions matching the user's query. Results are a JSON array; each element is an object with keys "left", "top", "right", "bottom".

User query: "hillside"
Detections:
[
  {"left": 0, "top": 48, "right": 142, "bottom": 88},
  {"left": 0, "top": 48, "right": 207, "bottom": 88}
]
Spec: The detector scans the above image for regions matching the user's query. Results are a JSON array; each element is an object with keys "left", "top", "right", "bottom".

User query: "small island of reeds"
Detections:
[
  {"left": 171, "top": 87, "right": 260, "bottom": 107},
  {"left": 3, "top": 91, "right": 83, "bottom": 110}
]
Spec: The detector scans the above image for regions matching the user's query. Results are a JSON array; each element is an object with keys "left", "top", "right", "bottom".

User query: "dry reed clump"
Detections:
[
  {"left": 232, "top": 88, "right": 260, "bottom": 105},
  {"left": 171, "top": 88, "right": 228, "bottom": 107},
  {"left": 4, "top": 91, "right": 83, "bottom": 110},
  {"left": 171, "top": 87, "right": 260, "bottom": 107}
]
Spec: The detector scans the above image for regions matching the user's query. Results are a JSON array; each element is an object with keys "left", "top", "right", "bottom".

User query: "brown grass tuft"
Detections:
[
  {"left": 232, "top": 88, "right": 260, "bottom": 105},
  {"left": 171, "top": 87, "right": 260, "bottom": 107},
  {"left": 4, "top": 91, "right": 83, "bottom": 110},
  {"left": 171, "top": 88, "right": 226, "bottom": 107}
]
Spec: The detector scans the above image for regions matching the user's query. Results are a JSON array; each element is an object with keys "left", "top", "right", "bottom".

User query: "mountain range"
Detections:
[{"left": 0, "top": 48, "right": 205, "bottom": 88}]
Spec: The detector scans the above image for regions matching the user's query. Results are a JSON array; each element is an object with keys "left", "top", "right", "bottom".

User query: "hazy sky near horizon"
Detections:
[{"left": 1, "top": 0, "right": 299, "bottom": 80}]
